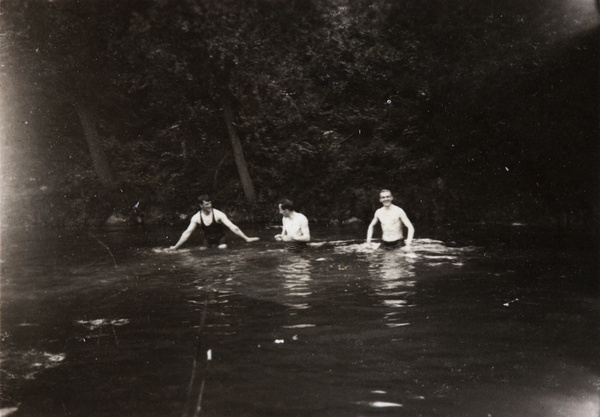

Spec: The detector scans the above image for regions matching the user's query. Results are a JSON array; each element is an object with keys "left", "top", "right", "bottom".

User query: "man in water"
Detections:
[
  {"left": 274, "top": 199, "right": 311, "bottom": 252},
  {"left": 366, "top": 189, "right": 415, "bottom": 250},
  {"left": 168, "top": 195, "right": 259, "bottom": 250}
]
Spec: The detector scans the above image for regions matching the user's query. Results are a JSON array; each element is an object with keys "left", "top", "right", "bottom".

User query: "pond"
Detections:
[{"left": 0, "top": 224, "right": 598, "bottom": 417}]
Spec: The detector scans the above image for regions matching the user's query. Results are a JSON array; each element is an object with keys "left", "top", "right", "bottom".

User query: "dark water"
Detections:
[{"left": 1, "top": 225, "right": 598, "bottom": 417}]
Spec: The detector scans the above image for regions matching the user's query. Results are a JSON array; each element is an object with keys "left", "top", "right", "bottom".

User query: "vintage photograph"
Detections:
[{"left": 1, "top": 0, "right": 598, "bottom": 416}]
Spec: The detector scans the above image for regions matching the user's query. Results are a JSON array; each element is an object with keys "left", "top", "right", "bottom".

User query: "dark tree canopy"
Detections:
[{"left": 1, "top": 0, "right": 598, "bottom": 227}]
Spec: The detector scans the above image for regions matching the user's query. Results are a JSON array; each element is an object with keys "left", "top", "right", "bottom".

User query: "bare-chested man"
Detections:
[
  {"left": 274, "top": 199, "right": 310, "bottom": 253},
  {"left": 168, "top": 194, "right": 259, "bottom": 250},
  {"left": 366, "top": 189, "right": 415, "bottom": 250}
]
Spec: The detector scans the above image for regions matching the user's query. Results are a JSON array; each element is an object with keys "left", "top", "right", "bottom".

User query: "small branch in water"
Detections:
[
  {"left": 199, "top": 299, "right": 208, "bottom": 330},
  {"left": 111, "top": 324, "right": 120, "bottom": 346},
  {"left": 182, "top": 358, "right": 198, "bottom": 417},
  {"left": 88, "top": 232, "right": 117, "bottom": 268},
  {"left": 182, "top": 299, "right": 210, "bottom": 417},
  {"left": 193, "top": 350, "right": 212, "bottom": 417}
]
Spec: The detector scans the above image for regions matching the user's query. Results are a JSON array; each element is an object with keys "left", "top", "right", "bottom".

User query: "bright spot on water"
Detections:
[
  {"left": 364, "top": 401, "right": 403, "bottom": 408},
  {"left": 386, "top": 322, "right": 410, "bottom": 327},
  {"left": 0, "top": 407, "right": 19, "bottom": 416},
  {"left": 76, "top": 319, "right": 130, "bottom": 330},
  {"left": 541, "top": 392, "right": 600, "bottom": 417},
  {"left": 46, "top": 353, "right": 65, "bottom": 362}
]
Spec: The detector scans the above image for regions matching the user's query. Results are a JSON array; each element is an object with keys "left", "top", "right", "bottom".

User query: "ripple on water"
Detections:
[{"left": 0, "top": 349, "right": 66, "bottom": 381}]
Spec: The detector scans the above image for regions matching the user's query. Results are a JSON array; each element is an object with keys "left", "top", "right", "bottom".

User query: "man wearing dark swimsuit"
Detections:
[
  {"left": 169, "top": 195, "right": 259, "bottom": 250},
  {"left": 199, "top": 207, "right": 228, "bottom": 248},
  {"left": 380, "top": 238, "right": 406, "bottom": 250}
]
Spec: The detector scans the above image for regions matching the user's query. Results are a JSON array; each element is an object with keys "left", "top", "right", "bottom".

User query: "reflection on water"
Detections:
[
  {"left": 278, "top": 256, "right": 313, "bottom": 310},
  {"left": 1, "top": 227, "right": 598, "bottom": 417},
  {"left": 367, "top": 250, "right": 415, "bottom": 328}
]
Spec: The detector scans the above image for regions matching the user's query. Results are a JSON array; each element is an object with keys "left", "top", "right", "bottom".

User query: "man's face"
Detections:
[
  {"left": 200, "top": 200, "right": 212, "bottom": 211},
  {"left": 379, "top": 192, "right": 393, "bottom": 206},
  {"left": 279, "top": 204, "right": 291, "bottom": 218}
]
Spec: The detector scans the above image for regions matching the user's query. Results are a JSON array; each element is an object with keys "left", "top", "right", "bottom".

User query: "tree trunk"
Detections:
[
  {"left": 213, "top": 153, "right": 229, "bottom": 189},
  {"left": 222, "top": 100, "right": 257, "bottom": 203},
  {"left": 75, "top": 103, "right": 119, "bottom": 188}
]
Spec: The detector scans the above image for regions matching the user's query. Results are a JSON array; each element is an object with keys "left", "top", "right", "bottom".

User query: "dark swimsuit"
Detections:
[
  {"left": 284, "top": 241, "right": 308, "bottom": 253},
  {"left": 380, "top": 238, "right": 405, "bottom": 250},
  {"left": 200, "top": 210, "right": 227, "bottom": 247}
]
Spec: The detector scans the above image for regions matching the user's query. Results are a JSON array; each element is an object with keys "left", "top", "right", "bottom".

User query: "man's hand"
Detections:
[{"left": 246, "top": 237, "right": 260, "bottom": 243}]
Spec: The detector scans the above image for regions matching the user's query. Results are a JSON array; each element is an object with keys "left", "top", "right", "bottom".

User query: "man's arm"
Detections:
[
  {"left": 275, "top": 221, "right": 287, "bottom": 241},
  {"left": 169, "top": 216, "right": 198, "bottom": 250},
  {"left": 215, "top": 210, "right": 259, "bottom": 243},
  {"left": 366, "top": 214, "right": 379, "bottom": 244},
  {"left": 398, "top": 209, "right": 415, "bottom": 247},
  {"left": 296, "top": 216, "right": 311, "bottom": 242}
]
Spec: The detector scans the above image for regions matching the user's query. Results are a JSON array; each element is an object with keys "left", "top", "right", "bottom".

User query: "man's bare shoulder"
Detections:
[
  {"left": 296, "top": 212, "right": 309, "bottom": 224},
  {"left": 212, "top": 208, "right": 226, "bottom": 216},
  {"left": 213, "top": 209, "right": 229, "bottom": 221},
  {"left": 392, "top": 204, "right": 406, "bottom": 213}
]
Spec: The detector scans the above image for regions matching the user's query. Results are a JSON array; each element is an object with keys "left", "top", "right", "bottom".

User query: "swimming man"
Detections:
[
  {"left": 169, "top": 195, "right": 259, "bottom": 250},
  {"left": 366, "top": 189, "right": 415, "bottom": 250},
  {"left": 274, "top": 199, "right": 311, "bottom": 253}
]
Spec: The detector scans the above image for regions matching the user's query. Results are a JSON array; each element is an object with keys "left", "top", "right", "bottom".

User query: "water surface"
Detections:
[{"left": 1, "top": 225, "right": 598, "bottom": 416}]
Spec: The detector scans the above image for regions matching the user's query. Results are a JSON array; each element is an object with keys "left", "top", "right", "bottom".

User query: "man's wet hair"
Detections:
[
  {"left": 379, "top": 189, "right": 393, "bottom": 197},
  {"left": 279, "top": 199, "right": 294, "bottom": 211},
  {"left": 198, "top": 194, "right": 211, "bottom": 204}
]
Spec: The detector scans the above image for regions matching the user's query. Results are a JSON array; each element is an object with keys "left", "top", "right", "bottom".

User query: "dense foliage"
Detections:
[{"left": 1, "top": 0, "right": 598, "bottom": 228}]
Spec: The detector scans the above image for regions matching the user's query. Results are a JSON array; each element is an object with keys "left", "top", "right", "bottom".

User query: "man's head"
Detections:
[
  {"left": 198, "top": 194, "right": 212, "bottom": 211},
  {"left": 379, "top": 189, "right": 393, "bottom": 206},
  {"left": 278, "top": 199, "right": 294, "bottom": 217}
]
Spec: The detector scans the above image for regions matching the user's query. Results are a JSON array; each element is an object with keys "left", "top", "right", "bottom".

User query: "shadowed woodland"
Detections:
[{"left": 0, "top": 0, "right": 598, "bottom": 228}]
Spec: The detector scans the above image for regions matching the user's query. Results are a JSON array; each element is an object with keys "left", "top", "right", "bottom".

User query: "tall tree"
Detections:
[
  {"left": 3, "top": 1, "right": 132, "bottom": 196},
  {"left": 222, "top": 100, "right": 257, "bottom": 202},
  {"left": 74, "top": 103, "right": 119, "bottom": 188}
]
